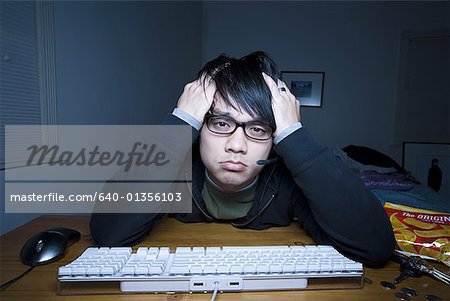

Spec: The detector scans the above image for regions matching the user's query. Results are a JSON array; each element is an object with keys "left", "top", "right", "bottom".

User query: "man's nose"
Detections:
[{"left": 225, "top": 127, "right": 248, "bottom": 153}]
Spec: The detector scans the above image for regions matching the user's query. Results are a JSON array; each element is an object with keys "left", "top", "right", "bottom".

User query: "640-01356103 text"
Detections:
[
  {"left": 97, "top": 192, "right": 182, "bottom": 202},
  {"left": 9, "top": 192, "right": 183, "bottom": 202}
]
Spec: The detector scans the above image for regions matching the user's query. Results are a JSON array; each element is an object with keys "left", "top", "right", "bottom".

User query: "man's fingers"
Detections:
[
  {"left": 277, "top": 79, "right": 288, "bottom": 90},
  {"left": 262, "top": 72, "right": 301, "bottom": 137},
  {"left": 263, "top": 73, "right": 292, "bottom": 99},
  {"left": 176, "top": 74, "right": 217, "bottom": 123},
  {"left": 203, "top": 75, "right": 216, "bottom": 92},
  {"left": 202, "top": 76, "right": 216, "bottom": 105},
  {"left": 186, "top": 76, "right": 215, "bottom": 101},
  {"left": 262, "top": 72, "right": 278, "bottom": 94}
]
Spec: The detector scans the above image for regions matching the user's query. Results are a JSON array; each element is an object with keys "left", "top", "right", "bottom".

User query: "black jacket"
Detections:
[{"left": 90, "top": 114, "right": 396, "bottom": 266}]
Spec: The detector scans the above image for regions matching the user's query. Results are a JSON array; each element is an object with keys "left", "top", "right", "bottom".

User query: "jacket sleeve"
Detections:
[
  {"left": 90, "top": 114, "right": 199, "bottom": 246},
  {"left": 275, "top": 127, "right": 396, "bottom": 266}
]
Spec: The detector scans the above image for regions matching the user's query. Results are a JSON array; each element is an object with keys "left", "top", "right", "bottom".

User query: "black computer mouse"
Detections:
[
  {"left": 20, "top": 231, "right": 68, "bottom": 266},
  {"left": 46, "top": 227, "right": 81, "bottom": 247}
]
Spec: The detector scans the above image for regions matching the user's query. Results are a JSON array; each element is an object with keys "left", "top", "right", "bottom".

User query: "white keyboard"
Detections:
[{"left": 57, "top": 245, "right": 363, "bottom": 294}]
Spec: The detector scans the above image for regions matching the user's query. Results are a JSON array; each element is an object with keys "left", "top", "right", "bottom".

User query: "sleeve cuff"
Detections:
[
  {"left": 172, "top": 108, "right": 202, "bottom": 131},
  {"left": 273, "top": 122, "right": 303, "bottom": 144}
]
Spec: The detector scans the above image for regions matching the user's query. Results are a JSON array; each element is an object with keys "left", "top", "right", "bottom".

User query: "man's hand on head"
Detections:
[
  {"left": 176, "top": 75, "right": 217, "bottom": 124},
  {"left": 262, "top": 73, "right": 301, "bottom": 137}
]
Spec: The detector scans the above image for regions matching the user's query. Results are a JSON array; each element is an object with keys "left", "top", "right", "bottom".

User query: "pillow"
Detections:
[
  {"left": 342, "top": 145, "right": 404, "bottom": 172},
  {"left": 357, "top": 170, "right": 414, "bottom": 191}
]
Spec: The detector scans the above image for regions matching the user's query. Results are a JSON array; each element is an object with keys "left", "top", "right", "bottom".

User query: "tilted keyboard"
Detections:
[{"left": 57, "top": 245, "right": 364, "bottom": 294}]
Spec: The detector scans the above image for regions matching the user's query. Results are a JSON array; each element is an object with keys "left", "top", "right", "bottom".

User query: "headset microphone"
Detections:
[{"left": 256, "top": 158, "right": 278, "bottom": 165}]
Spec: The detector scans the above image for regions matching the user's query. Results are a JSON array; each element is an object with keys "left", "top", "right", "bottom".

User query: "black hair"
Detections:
[{"left": 198, "top": 51, "right": 280, "bottom": 129}]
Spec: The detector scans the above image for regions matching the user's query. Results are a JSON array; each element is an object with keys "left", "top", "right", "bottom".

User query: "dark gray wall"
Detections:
[{"left": 54, "top": 1, "right": 202, "bottom": 125}]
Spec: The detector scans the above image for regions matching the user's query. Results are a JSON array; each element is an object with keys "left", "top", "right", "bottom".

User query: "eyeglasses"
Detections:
[{"left": 205, "top": 114, "right": 273, "bottom": 141}]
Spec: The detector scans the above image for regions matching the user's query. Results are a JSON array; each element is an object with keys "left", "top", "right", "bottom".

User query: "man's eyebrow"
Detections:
[
  {"left": 211, "top": 109, "right": 231, "bottom": 116},
  {"left": 248, "top": 117, "right": 271, "bottom": 126},
  {"left": 212, "top": 109, "right": 268, "bottom": 125}
]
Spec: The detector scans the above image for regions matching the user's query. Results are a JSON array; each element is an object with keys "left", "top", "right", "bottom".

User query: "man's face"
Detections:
[{"left": 200, "top": 97, "right": 273, "bottom": 192}]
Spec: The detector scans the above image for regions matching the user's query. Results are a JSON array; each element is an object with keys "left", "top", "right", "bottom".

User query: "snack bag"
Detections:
[{"left": 384, "top": 202, "right": 450, "bottom": 267}]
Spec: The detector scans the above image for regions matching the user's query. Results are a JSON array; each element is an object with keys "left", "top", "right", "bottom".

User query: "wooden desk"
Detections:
[{"left": 1, "top": 215, "right": 449, "bottom": 300}]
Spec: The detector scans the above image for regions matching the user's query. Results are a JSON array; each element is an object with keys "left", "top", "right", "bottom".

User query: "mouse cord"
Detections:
[{"left": 0, "top": 266, "right": 35, "bottom": 291}]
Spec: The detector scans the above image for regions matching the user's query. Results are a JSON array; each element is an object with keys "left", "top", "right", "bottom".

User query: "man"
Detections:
[{"left": 90, "top": 51, "right": 395, "bottom": 266}]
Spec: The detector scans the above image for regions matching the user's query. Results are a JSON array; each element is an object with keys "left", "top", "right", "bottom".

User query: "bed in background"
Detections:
[{"left": 340, "top": 143, "right": 449, "bottom": 214}]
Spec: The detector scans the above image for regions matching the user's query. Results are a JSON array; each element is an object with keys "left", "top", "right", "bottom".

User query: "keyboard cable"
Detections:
[{"left": 210, "top": 281, "right": 219, "bottom": 301}]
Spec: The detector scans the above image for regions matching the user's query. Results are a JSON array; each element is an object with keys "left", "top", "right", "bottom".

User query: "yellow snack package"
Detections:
[{"left": 384, "top": 202, "right": 450, "bottom": 267}]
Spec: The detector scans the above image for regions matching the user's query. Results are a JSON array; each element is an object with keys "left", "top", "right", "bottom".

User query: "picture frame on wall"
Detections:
[{"left": 281, "top": 71, "right": 325, "bottom": 107}]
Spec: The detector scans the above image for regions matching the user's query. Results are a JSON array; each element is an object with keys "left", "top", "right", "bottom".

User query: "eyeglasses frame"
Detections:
[{"left": 204, "top": 113, "right": 274, "bottom": 141}]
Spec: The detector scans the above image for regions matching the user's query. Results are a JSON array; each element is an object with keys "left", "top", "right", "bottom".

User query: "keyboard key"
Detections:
[
  {"left": 152, "top": 260, "right": 166, "bottom": 269},
  {"left": 269, "top": 265, "right": 282, "bottom": 273},
  {"left": 295, "top": 264, "right": 307, "bottom": 273},
  {"left": 71, "top": 267, "right": 86, "bottom": 276},
  {"left": 148, "top": 266, "right": 163, "bottom": 275},
  {"left": 86, "top": 267, "right": 101, "bottom": 276},
  {"left": 345, "top": 263, "right": 362, "bottom": 271},
  {"left": 282, "top": 265, "right": 295, "bottom": 273},
  {"left": 170, "top": 266, "right": 189, "bottom": 275},
  {"left": 257, "top": 264, "right": 270, "bottom": 274},
  {"left": 206, "top": 247, "right": 221, "bottom": 254},
  {"left": 175, "top": 247, "right": 191, "bottom": 253},
  {"left": 189, "top": 265, "right": 203, "bottom": 274},
  {"left": 100, "top": 266, "right": 114, "bottom": 275},
  {"left": 230, "top": 265, "right": 243, "bottom": 274},
  {"left": 307, "top": 264, "right": 321, "bottom": 273},
  {"left": 203, "top": 265, "right": 216, "bottom": 274},
  {"left": 136, "top": 247, "right": 148, "bottom": 258},
  {"left": 320, "top": 264, "right": 333, "bottom": 272},
  {"left": 145, "top": 254, "right": 157, "bottom": 261},
  {"left": 216, "top": 265, "right": 230, "bottom": 274},
  {"left": 148, "top": 247, "right": 159, "bottom": 254},
  {"left": 158, "top": 247, "right": 170, "bottom": 260},
  {"left": 120, "top": 266, "right": 135, "bottom": 275},
  {"left": 243, "top": 264, "right": 257, "bottom": 274},
  {"left": 58, "top": 267, "right": 72, "bottom": 276}
]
